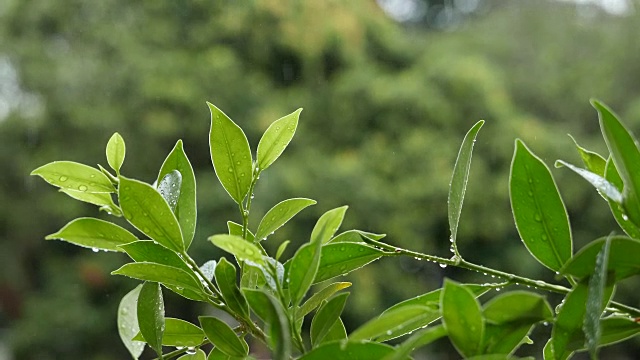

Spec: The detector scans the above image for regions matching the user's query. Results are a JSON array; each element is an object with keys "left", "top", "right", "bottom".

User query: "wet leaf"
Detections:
[
  {"left": 257, "top": 108, "right": 302, "bottom": 170},
  {"left": 568, "top": 134, "right": 606, "bottom": 177},
  {"left": 298, "top": 282, "right": 352, "bottom": 319},
  {"left": 227, "top": 221, "right": 255, "bottom": 242},
  {"left": 441, "top": 279, "right": 484, "bottom": 358},
  {"left": 209, "top": 235, "right": 264, "bottom": 265},
  {"left": 510, "top": 140, "right": 572, "bottom": 271},
  {"left": 177, "top": 349, "right": 206, "bottom": 360},
  {"left": 158, "top": 140, "right": 197, "bottom": 248},
  {"left": 448, "top": 120, "right": 484, "bottom": 245},
  {"left": 133, "top": 318, "right": 204, "bottom": 347},
  {"left": 329, "top": 230, "right": 386, "bottom": 243},
  {"left": 31, "top": 161, "right": 115, "bottom": 193},
  {"left": 117, "top": 285, "right": 144, "bottom": 359},
  {"left": 311, "top": 206, "right": 348, "bottom": 244},
  {"left": 314, "top": 243, "right": 384, "bottom": 283},
  {"left": 255, "top": 198, "right": 316, "bottom": 241},
  {"left": 605, "top": 158, "right": 640, "bottom": 239},
  {"left": 119, "top": 176, "right": 184, "bottom": 252},
  {"left": 243, "top": 289, "right": 290, "bottom": 360},
  {"left": 381, "top": 325, "right": 447, "bottom": 360},
  {"left": 157, "top": 170, "right": 182, "bottom": 213},
  {"left": 46, "top": 217, "right": 137, "bottom": 252},
  {"left": 137, "top": 282, "right": 164, "bottom": 357},
  {"left": 555, "top": 160, "right": 622, "bottom": 203},
  {"left": 594, "top": 99, "right": 640, "bottom": 227},
  {"left": 310, "top": 292, "right": 349, "bottom": 347},
  {"left": 350, "top": 305, "right": 438, "bottom": 342},
  {"left": 199, "top": 316, "right": 248, "bottom": 357},
  {"left": 208, "top": 102, "right": 253, "bottom": 204},
  {"left": 288, "top": 241, "right": 322, "bottom": 306},
  {"left": 60, "top": 189, "right": 122, "bottom": 215},
  {"left": 560, "top": 236, "right": 640, "bottom": 283},
  {"left": 215, "top": 258, "right": 250, "bottom": 318},
  {"left": 106, "top": 132, "right": 126, "bottom": 174},
  {"left": 566, "top": 316, "right": 640, "bottom": 351},
  {"left": 112, "top": 262, "right": 205, "bottom": 295},
  {"left": 584, "top": 237, "right": 611, "bottom": 358},
  {"left": 298, "top": 341, "right": 397, "bottom": 360}
]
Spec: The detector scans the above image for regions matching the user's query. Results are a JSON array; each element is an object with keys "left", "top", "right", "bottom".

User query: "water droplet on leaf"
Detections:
[
  {"left": 59, "top": 175, "right": 68, "bottom": 182},
  {"left": 78, "top": 185, "right": 88, "bottom": 192}
]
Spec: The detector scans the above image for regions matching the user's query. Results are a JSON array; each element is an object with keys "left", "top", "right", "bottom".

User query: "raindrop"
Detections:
[
  {"left": 541, "top": 234, "right": 548, "bottom": 241},
  {"left": 528, "top": 191, "right": 533, "bottom": 197},
  {"left": 622, "top": 214, "right": 629, "bottom": 221},
  {"left": 449, "top": 236, "right": 454, "bottom": 243},
  {"left": 59, "top": 175, "right": 68, "bottom": 182},
  {"left": 439, "top": 263, "right": 447, "bottom": 268},
  {"left": 534, "top": 214, "right": 542, "bottom": 222},
  {"left": 90, "top": 174, "right": 96, "bottom": 178},
  {"left": 543, "top": 321, "right": 549, "bottom": 326},
  {"left": 186, "top": 347, "right": 196, "bottom": 355},
  {"left": 528, "top": 178, "right": 533, "bottom": 184},
  {"left": 495, "top": 287, "right": 501, "bottom": 292},
  {"left": 228, "top": 167, "right": 233, "bottom": 172},
  {"left": 78, "top": 185, "right": 88, "bottom": 192},
  {"left": 92, "top": 247, "right": 99, "bottom": 252},
  {"left": 449, "top": 245, "right": 455, "bottom": 253},
  {"left": 386, "top": 330, "right": 392, "bottom": 335}
]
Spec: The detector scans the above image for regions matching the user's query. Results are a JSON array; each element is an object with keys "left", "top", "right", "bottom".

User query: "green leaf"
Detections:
[
  {"left": 299, "top": 342, "right": 397, "bottom": 360},
  {"left": 568, "top": 134, "right": 606, "bottom": 176},
  {"left": 215, "top": 258, "right": 250, "bottom": 318},
  {"left": 566, "top": 316, "right": 640, "bottom": 351},
  {"left": 311, "top": 206, "right": 348, "bottom": 244},
  {"left": 554, "top": 160, "right": 622, "bottom": 203},
  {"left": 310, "top": 292, "right": 349, "bottom": 347},
  {"left": 275, "top": 240, "right": 290, "bottom": 261},
  {"left": 243, "top": 289, "right": 291, "bottom": 360},
  {"left": 157, "top": 170, "right": 182, "bottom": 213},
  {"left": 288, "top": 241, "right": 322, "bottom": 306},
  {"left": 199, "top": 316, "right": 248, "bottom": 357},
  {"left": 137, "top": 282, "right": 165, "bottom": 357},
  {"left": 322, "top": 317, "right": 348, "bottom": 343},
  {"left": 381, "top": 325, "right": 447, "bottom": 360},
  {"left": 298, "top": 282, "right": 352, "bottom": 319},
  {"left": 144, "top": 318, "right": 204, "bottom": 347},
  {"left": 551, "top": 279, "right": 614, "bottom": 360},
  {"left": 375, "top": 284, "right": 489, "bottom": 342},
  {"left": 448, "top": 120, "right": 484, "bottom": 246},
  {"left": 117, "top": 285, "right": 145, "bottom": 359},
  {"left": 106, "top": 132, "right": 126, "bottom": 174},
  {"left": 482, "top": 291, "right": 553, "bottom": 355},
  {"left": 158, "top": 140, "right": 198, "bottom": 248},
  {"left": 255, "top": 198, "right": 316, "bottom": 241},
  {"left": 256, "top": 108, "right": 302, "bottom": 170},
  {"left": 208, "top": 102, "right": 253, "bottom": 204},
  {"left": 60, "top": 188, "right": 122, "bottom": 215},
  {"left": 560, "top": 236, "right": 640, "bottom": 283},
  {"left": 314, "top": 243, "right": 384, "bottom": 283},
  {"left": 584, "top": 237, "right": 611, "bottom": 359},
  {"left": 441, "top": 279, "right": 484, "bottom": 358},
  {"left": 177, "top": 349, "right": 206, "bottom": 360},
  {"left": 350, "top": 305, "right": 438, "bottom": 342},
  {"left": 112, "top": 262, "right": 205, "bottom": 295},
  {"left": 31, "top": 161, "right": 115, "bottom": 193},
  {"left": 206, "top": 347, "right": 249, "bottom": 360},
  {"left": 227, "top": 221, "right": 256, "bottom": 242},
  {"left": 119, "top": 176, "right": 184, "bottom": 253},
  {"left": 330, "top": 230, "right": 386, "bottom": 243},
  {"left": 46, "top": 217, "right": 138, "bottom": 252},
  {"left": 605, "top": 158, "right": 640, "bottom": 239},
  {"left": 118, "top": 241, "right": 206, "bottom": 301},
  {"left": 594, "top": 100, "right": 640, "bottom": 227},
  {"left": 510, "top": 140, "right": 572, "bottom": 271},
  {"left": 209, "top": 235, "right": 264, "bottom": 265}
]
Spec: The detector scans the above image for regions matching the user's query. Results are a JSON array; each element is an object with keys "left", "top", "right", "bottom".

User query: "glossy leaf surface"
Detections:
[
  {"left": 381, "top": 325, "right": 447, "bottom": 360},
  {"left": 298, "top": 282, "right": 352, "bottom": 319},
  {"left": 199, "top": 316, "right": 248, "bottom": 357},
  {"left": 31, "top": 161, "right": 115, "bottom": 193},
  {"left": 117, "top": 285, "right": 144, "bottom": 359},
  {"left": 106, "top": 132, "right": 126, "bottom": 174},
  {"left": 255, "top": 198, "right": 316, "bottom": 241},
  {"left": 215, "top": 257, "right": 249, "bottom": 318},
  {"left": 288, "top": 241, "right": 322, "bottom": 306},
  {"left": 257, "top": 108, "right": 301, "bottom": 170},
  {"left": 137, "top": 282, "right": 165, "bottom": 356},
  {"left": 448, "top": 120, "right": 484, "bottom": 244},
  {"left": 208, "top": 102, "right": 253, "bottom": 204},
  {"left": 510, "top": 140, "right": 572, "bottom": 271},
  {"left": 157, "top": 170, "right": 182, "bottom": 213},
  {"left": 311, "top": 206, "right": 348, "bottom": 244},
  {"left": 560, "top": 236, "right": 640, "bottom": 283},
  {"left": 314, "top": 243, "right": 384, "bottom": 283},
  {"left": 569, "top": 134, "right": 606, "bottom": 176},
  {"left": 133, "top": 318, "right": 205, "bottom": 347},
  {"left": 158, "top": 140, "right": 197, "bottom": 248},
  {"left": 383, "top": 284, "right": 489, "bottom": 314},
  {"left": 350, "top": 305, "right": 438, "bottom": 342},
  {"left": 584, "top": 237, "right": 610, "bottom": 358},
  {"left": 595, "top": 100, "right": 640, "bottom": 227},
  {"left": 310, "top": 292, "right": 349, "bottom": 347},
  {"left": 299, "top": 342, "right": 397, "bottom": 360},
  {"left": 46, "top": 217, "right": 137, "bottom": 252},
  {"left": 177, "top": 349, "right": 206, "bottom": 360},
  {"left": 441, "top": 280, "right": 484, "bottom": 358},
  {"left": 119, "top": 176, "right": 184, "bottom": 252},
  {"left": 566, "top": 316, "right": 640, "bottom": 351},
  {"left": 243, "top": 289, "right": 290, "bottom": 360},
  {"left": 209, "top": 235, "right": 264, "bottom": 265},
  {"left": 330, "top": 230, "right": 386, "bottom": 243},
  {"left": 605, "top": 158, "right": 640, "bottom": 239},
  {"left": 60, "top": 188, "right": 122, "bottom": 215},
  {"left": 555, "top": 160, "right": 622, "bottom": 203},
  {"left": 112, "top": 262, "right": 205, "bottom": 295},
  {"left": 227, "top": 221, "right": 256, "bottom": 242}
]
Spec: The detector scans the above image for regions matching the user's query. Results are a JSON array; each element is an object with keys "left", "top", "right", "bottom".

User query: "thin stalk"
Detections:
[
  {"left": 363, "top": 238, "right": 640, "bottom": 317},
  {"left": 241, "top": 167, "right": 261, "bottom": 240},
  {"left": 181, "top": 252, "right": 223, "bottom": 300}
]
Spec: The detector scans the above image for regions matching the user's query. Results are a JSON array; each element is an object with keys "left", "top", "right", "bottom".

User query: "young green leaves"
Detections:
[
  {"left": 106, "top": 132, "right": 126, "bottom": 174},
  {"left": 510, "top": 140, "right": 572, "bottom": 272},
  {"left": 137, "top": 282, "right": 165, "bottom": 358},
  {"left": 257, "top": 108, "right": 302, "bottom": 171},
  {"left": 31, "top": 161, "right": 115, "bottom": 193}
]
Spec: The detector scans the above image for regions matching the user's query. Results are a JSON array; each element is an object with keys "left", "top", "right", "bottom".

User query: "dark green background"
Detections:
[{"left": 1, "top": 0, "right": 639, "bottom": 358}]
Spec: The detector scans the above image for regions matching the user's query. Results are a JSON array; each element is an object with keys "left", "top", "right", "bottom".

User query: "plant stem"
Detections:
[
  {"left": 181, "top": 251, "right": 223, "bottom": 300},
  {"left": 241, "top": 167, "right": 261, "bottom": 240},
  {"left": 363, "top": 238, "right": 640, "bottom": 317}
]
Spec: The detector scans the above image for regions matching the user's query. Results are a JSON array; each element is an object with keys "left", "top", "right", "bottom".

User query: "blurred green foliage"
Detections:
[{"left": 1, "top": 0, "right": 639, "bottom": 358}]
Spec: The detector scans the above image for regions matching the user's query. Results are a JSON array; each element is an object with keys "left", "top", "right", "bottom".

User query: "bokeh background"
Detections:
[{"left": 1, "top": 0, "right": 640, "bottom": 358}]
